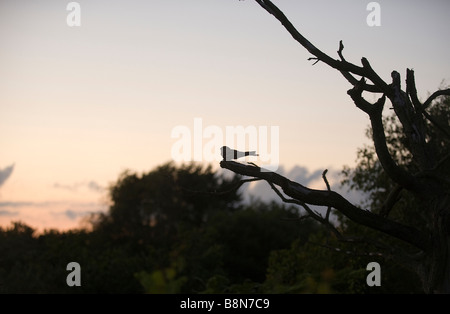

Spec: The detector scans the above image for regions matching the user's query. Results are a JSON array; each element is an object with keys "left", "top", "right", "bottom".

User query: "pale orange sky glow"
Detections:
[{"left": 1, "top": 0, "right": 449, "bottom": 231}]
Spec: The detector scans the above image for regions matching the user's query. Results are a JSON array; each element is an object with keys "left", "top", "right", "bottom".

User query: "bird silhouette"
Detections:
[{"left": 220, "top": 146, "right": 258, "bottom": 161}]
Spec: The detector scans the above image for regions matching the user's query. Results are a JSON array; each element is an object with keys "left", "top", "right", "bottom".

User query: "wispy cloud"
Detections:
[
  {"left": 61, "top": 209, "right": 95, "bottom": 221},
  {"left": 51, "top": 203, "right": 107, "bottom": 221},
  {"left": 53, "top": 180, "right": 105, "bottom": 193},
  {"left": 64, "top": 209, "right": 79, "bottom": 220},
  {"left": 0, "top": 210, "right": 18, "bottom": 217},
  {"left": 287, "top": 166, "right": 325, "bottom": 187},
  {"left": 0, "top": 164, "right": 14, "bottom": 188},
  {"left": 53, "top": 182, "right": 77, "bottom": 191},
  {"left": 0, "top": 201, "right": 107, "bottom": 211},
  {"left": 0, "top": 200, "right": 108, "bottom": 231},
  {"left": 0, "top": 201, "right": 35, "bottom": 208},
  {"left": 86, "top": 180, "right": 103, "bottom": 192}
]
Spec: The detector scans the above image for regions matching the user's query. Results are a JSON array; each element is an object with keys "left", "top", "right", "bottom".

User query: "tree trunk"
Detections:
[{"left": 420, "top": 194, "right": 450, "bottom": 293}]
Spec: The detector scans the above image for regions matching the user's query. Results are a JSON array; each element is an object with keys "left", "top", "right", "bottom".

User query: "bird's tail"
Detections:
[{"left": 245, "top": 151, "right": 258, "bottom": 156}]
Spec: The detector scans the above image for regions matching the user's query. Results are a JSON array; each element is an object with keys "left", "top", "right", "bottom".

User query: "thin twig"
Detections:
[
  {"left": 322, "top": 169, "right": 332, "bottom": 222},
  {"left": 423, "top": 89, "right": 450, "bottom": 109}
]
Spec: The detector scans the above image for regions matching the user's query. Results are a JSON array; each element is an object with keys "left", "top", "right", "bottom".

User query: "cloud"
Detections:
[
  {"left": 0, "top": 163, "right": 14, "bottom": 188},
  {"left": 287, "top": 165, "right": 324, "bottom": 186},
  {"left": 0, "top": 210, "right": 18, "bottom": 217},
  {"left": 64, "top": 209, "right": 81, "bottom": 220},
  {"left": 53, "top": 182, "right": 77, "bottom": 191},
  {"left": 53, "top": 180, "right": 104, "bottom": 193},
  {"left": 0, "top": 200, "right": 108, "bottom": 231},
  {"left": 86, "top": 180, "right": 103, "bottom": 192},
  {"left": 57, "top": 203, "right": 107, "bottom": 221},
  {"left": 0, "top": 201, "right": 35, "bottom": 208}
]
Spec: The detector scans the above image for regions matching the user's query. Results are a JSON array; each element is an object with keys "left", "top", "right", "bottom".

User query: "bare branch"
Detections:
[
  {"left": 406, "top": 70, "right": 450, "bottom": 139},
  {"left": 390, "top": 71, "right": 435, "bottom": 169},
  {"left": 252, "top": 0, "right": 437, "bottom": 190},
  {"left": 322, "top": 169, "right": 331, "bottom": 191},
  {"left": 220, "top": 160, "right": 430, "bottom": 251},
  {"left": 307, "top": 57, "right": 320, "bottom": 66},
  {"left": 360, "top": 57, "right": 389, "bottom": 92},
  {"left": 346, "top": 78, "right": 376, "bottom": 114},
  {"left": 266, "top": 181, "right": 320, "bottom": 219},
  {"left": 266, "top": 180, "right": 343, "bottom": 239},
  {"left": 379, "top": 185, "right": 403, "bottom": 218},
  {"left": 423, "top": 89, "right": 450, "bottom": 109},
  {"left": 422, "top": 110, "right": 450, "bottom": 140},
  {"left": 406, "top": 68, "right": 423, "bottom": 112},
  {"left": 336, "top": 40, "right": 378, "bottom": 92},
  {"left": 239, "top": 0, "right": 450, "bottom": 292},
  {"left": 253, "top": 0, "right": 388, "bottom": 92},
  {"left": 406, "top": 69, "right": 450, "bottom": 139},
  {"left": 347, "top": 83, "right": 421, "bottom": 191},
  {"left": 322, "top": 169, "right": 332, "bottom": 222},
  {"left": 337, "top": 40, "right": 345, "bottom": 61}
]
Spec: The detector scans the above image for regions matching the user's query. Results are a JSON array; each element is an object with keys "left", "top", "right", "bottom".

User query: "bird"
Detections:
[{"left": 220, "top": 146, "right": 258, "bottom": 161}]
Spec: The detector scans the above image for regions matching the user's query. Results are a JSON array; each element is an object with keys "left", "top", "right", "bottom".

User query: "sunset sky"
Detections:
[{"left": 1, "top": 0, "right": 449, "bottom": 231}]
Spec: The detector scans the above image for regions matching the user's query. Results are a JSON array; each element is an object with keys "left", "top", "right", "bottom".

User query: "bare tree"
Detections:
[{"left": 220, "top": 0, "right": 450, "bottom": 293}]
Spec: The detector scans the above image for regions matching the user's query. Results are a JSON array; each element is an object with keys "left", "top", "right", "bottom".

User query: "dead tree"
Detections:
[{"left": 220, "top": 0, "right": 450, "bottom": 293}]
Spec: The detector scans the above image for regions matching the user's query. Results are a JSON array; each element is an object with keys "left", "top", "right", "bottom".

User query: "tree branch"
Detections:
[
  {"left": 406, "top": 69, "right": 450, "bottom": 140},
  {"left": 423, "top": 89, "right": 450, "bottom": 109},
  {"left": 322, "top": 169, "right": 332, "bottom": 222},
  {"left": 406, "top": 69, "right": 423, "bottom": 112},
  {"left": 220, "top": 160, "right": 430, "bottom": 251},
  {"left": 422, "top": 110, "right": 450, "bottom": 140},
  {"left": 266, "top": 180, "right": 343, "bottom": 240},
  {"left": 379, "top": 185, "right": 403, "bottom": 218},
  {"left": 347, "top": 83, "right": 420, "bottom": 191},
  {"left": 252, "top": 0, "right": 440, "bottom": 190},
  {"left": 336, "top": 41, "right": 382, "bottom": 93},
  {"left": 390, "top": 71, "right": 435, "bottom": 169},
  {"left": 254, "top": 0, "right": 388, "bottom": 92}
]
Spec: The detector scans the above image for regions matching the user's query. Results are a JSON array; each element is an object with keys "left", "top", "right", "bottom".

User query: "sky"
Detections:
[{"left": 1, "top": 0, "right": 449, "bottom": 231}]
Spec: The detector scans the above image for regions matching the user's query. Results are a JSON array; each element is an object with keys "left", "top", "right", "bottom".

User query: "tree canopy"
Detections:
[{"left": 0, "top": 163, "right": 320, "bottom": 293}]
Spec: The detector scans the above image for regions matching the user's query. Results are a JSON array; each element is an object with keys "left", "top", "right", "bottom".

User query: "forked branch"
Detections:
[{"left": 220, "top": 161, "right": 430, "bottom": 251}]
